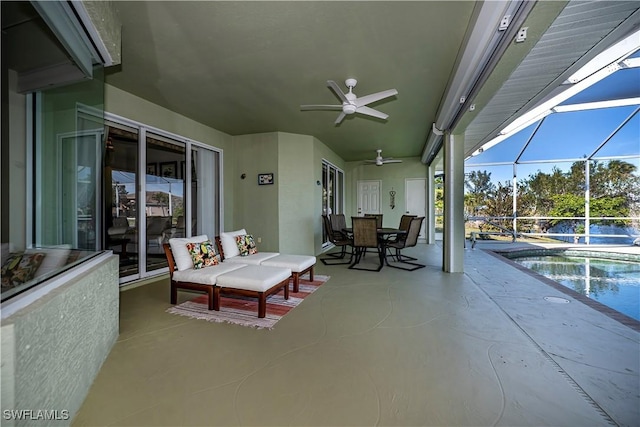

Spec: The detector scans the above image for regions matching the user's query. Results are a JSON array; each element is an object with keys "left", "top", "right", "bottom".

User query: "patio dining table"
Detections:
[{"left": 343, "top": 227, "right": 407, "bottom": 268}]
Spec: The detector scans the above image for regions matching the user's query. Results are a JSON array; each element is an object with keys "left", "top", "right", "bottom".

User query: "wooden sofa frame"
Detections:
[
  {"left": 163, "top": 243, "right": 218, "bottom": 310},
  {"left": 163, "top": 243, "right": 290, "bottom": 318}
]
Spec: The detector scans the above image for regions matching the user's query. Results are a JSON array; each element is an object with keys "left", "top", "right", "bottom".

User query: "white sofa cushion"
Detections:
[
  {"left": 261, "top": 254, "right": 316, "bottom": 273},
  {"left": 224, "top": 252, "right": 279, "bottom": 265},
  {"left": 172, "top": 262, "right": 247, "bottom": 285},
  {"left": 219, "top": 229, "right": 246, "bottom": 259},
  {"left": 169, "top": 235, "right": 209, "bottom": 271},
  {"left": 216, "top": 265, "right": 292, "bottom": 292}
]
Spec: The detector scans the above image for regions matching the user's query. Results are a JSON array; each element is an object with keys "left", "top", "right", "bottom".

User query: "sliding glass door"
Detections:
[
  {"left": 103, "top": 117, "right": 222, "bottom": 282},
  {"left": 321, "top": 160, "right": 344, "bottom": 245},
  {"left": 145, "top": 132, "right": 185, "bottom": 273},
  {"left": 105, "top": 122, "right": 140, "bottom": 277}
]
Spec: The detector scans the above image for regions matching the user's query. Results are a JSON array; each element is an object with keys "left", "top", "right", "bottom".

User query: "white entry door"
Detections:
[
  {"left": 357, "top": 180, "right": 381, "bottom": 216},
  {"left": 405, "top": 178, "right": 426, "bottom": 240}
]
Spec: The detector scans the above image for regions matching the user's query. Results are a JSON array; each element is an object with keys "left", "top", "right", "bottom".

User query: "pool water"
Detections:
[{"left": 512, "top": 255, "right": 640, "bottom": 321}]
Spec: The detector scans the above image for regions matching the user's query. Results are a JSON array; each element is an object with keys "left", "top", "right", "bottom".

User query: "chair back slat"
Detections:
[
  {"left": 404, "top": 217, "right": 424, "bottom": 248},
  {"left": 324, "top": 214, "right": 351, "bottom": 244},
  {"left": 399, "top": 214, "right": 417, "bottom": 231},
  {"left": 352, "top": 216, "right": 379, "bottom": 248},
  {"left": 330, "top": 214, "right": 347, "bottom": 234},
  {"left": 364, "top": 213, "right": 383, "bottom": 228}
]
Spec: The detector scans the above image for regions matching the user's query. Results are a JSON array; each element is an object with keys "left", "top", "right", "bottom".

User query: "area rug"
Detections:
[{"left": 166, "top": 274, "right": 329, "bottom": 329}]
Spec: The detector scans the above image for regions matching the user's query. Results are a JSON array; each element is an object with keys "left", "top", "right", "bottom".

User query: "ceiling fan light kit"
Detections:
[
  {"left": 364, "top": 149, "right": 402, "bottom": 166},
  {"left": 301, "top": 78, "right": 398, "bottom": 124}
]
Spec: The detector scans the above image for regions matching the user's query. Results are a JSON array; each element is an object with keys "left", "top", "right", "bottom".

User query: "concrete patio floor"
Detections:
[{"left": 72, "top": 241, "right": 639, "bottom": 426}]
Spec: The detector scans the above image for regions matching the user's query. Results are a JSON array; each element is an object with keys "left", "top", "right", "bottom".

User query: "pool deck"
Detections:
[{"left": 466, "top": 240, "right": 639, "bottom": 426}]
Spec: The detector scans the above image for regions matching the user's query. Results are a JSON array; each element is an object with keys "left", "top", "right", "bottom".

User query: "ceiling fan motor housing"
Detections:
[{"left": 342, "top": 103, "right": 357, "bottom": 114}]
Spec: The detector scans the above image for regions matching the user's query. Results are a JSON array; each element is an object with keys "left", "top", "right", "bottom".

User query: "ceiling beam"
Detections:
[{"left": 421, "top": 0, "right": 535, "bottom": 166}]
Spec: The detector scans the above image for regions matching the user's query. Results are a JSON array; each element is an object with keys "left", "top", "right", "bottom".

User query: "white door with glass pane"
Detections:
[
  {"left": 405, "top": 178, "right": 426, "bottom": 240},
  {"left": 357, "top": 180, "right": 381, "bottom": 216}
]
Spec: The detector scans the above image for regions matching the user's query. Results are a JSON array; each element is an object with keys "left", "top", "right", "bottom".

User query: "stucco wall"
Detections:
[
  {"left": 230, "top": 133, "right": 280, "bottom": 252},
  {"left": 1, "top": 254, "right": 119, "bottom": 427},
  {"left": 277, "top": 133, "right": 315, "bottom": 254}
]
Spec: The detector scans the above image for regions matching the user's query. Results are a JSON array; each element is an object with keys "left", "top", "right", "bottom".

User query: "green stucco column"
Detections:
[{"left": 443, "top": 132, "right": 464, "bottom": 273}]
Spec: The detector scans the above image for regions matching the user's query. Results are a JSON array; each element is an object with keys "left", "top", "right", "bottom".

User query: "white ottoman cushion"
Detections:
[
  {"left": 172, "top": 263, "right": 247, "bottom": 285},
  {"left": 217, "top": 265, "right": 292, "bottom": 292},
  {"left": 224, "top": 252, "right": 279, "bottom": 265},
  {"left": 261, "top": 254, "right": 316, "bottom": 273}
]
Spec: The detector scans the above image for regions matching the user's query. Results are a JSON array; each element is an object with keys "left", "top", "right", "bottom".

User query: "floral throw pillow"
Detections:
[
  {"left": 1, "top": 252, "right": 46, "bottom": 291},
  {"left": 186, "top": 240, "right": 219, "bottom": 269},
  {"left": 235, "top": 234, "right": 258, "bottom": 256}
]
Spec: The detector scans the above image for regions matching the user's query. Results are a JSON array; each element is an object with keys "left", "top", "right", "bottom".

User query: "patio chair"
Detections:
[
  {"left": 387, "top": 214, "right": 418, "bottom": 260},
  {"left": 349, "top": 216, "right": 383, "bottom": 271},
  {"left": 321, "top": 215, "right": 354, "bottom": 265},
  {"left": 386, "top": 216, "right": 425, "bottom": 271},
  {"left": 364, "top": 213, "right": 383, "bottom": 228}
]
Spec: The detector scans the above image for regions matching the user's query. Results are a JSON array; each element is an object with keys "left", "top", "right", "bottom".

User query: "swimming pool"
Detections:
[{"left": 509, "top": 253, "right": 640, "bottom": 321}]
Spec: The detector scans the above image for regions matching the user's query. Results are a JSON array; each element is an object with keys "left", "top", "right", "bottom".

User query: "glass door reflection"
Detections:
[{"left": 145, "top": 133, "right": 185, "bottom": 274}]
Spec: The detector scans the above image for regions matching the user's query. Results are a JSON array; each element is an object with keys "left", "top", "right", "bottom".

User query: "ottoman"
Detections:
[
  {"left": 215, "top": 265, "right": 292, "bottom": 318},
  {"left": 261, "top": 254, "right": 316, "bottom": 293}
]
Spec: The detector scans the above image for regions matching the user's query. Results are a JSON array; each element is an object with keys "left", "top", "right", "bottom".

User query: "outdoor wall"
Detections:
[
  {"left": 277, "top": 133, "right": 315, "bottom": 254},
  {"left": 345, "top": 157, "right": 427, "bottom": 227},
  {"left": 231, "top": 133, "right": 280, "bottom": 252},
  {"left": 0, "top": 253, "right": 119, "bottom": 427},
  {"left": 104, "top": 84, "right": 236, "bottom": 229}
]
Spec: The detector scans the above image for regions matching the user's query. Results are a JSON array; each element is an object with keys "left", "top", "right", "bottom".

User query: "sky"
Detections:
[{"left": 465, "top": 59, "right": 640, "bottom": 185}]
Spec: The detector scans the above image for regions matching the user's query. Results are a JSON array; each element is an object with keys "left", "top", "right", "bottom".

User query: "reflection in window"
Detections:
[{"left": 321, "top": 160, "right": 344, "bottom": 245}]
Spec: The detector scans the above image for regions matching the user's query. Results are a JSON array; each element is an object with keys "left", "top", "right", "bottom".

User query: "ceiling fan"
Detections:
[
  {"left": 364, "top": 149, "right": 402, "bottom": 166},
  {"left": 301, "top": 78, "right": 398, "bottom": 124}
]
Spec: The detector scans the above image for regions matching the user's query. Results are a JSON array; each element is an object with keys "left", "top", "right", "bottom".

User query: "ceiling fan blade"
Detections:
[
  {"left": 356, "top": 106, "right": 389, "bottom": 120},
  {"left": 300, "top": 104, "right": 342, "bottom": 111},
  {"left": 382, "top": 159, "right": 402, "bottom": 164},
  {"left": 334, "top": 111, "right": 346, "bottom": 124},
  {"left": 355, "top": 89, "right": 398, "bottom": 107},
  {"left": 327, "top": 80, "right": 349, "bottom": 104}
]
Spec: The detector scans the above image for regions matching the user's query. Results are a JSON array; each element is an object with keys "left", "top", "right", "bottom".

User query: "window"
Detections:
[{"left": 321, "top": 160, "right": 344, "bottom": 246}]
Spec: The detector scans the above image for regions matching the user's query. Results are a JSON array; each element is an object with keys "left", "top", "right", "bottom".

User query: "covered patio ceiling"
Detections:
[
  {"left": 102, "top": 1, "right": 639, "bottom": 165},
  {"left": 4, "top": 1, "right": 638, "bottom": 165}
]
